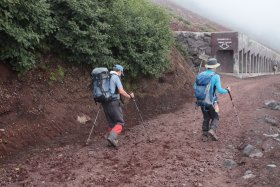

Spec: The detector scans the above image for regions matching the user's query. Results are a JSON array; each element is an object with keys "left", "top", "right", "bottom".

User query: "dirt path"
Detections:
[{"left": 1, "top": 75, "right": 280, "bottom": 187}]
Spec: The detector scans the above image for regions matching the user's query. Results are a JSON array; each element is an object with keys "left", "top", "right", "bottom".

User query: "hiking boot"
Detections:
[
  {"left": 107, "top": 137, "right": 118, "bottom": 147},
  {"left": 107, "top": 131, "right": 118, "bottom": 148},
  {"left": 107, "top": 136, "right": 118, "bottom": 148},
  {"left": 208, "top": 129, "right": 218, "bottom": 141},
  {"left": 104, "top": 128, "right": 113, "bottom": 139}
]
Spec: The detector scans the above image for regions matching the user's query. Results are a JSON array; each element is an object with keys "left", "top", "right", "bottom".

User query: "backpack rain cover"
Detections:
[{"left": 194, "top": 72, "right": 215, "bottom": 106}]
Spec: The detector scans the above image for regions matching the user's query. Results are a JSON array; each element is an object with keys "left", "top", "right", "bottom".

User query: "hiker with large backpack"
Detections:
[
  {"left": 91, "top": 64, "right": 134, "bottom": 148},
  {"left": 194, "top": 58, "right": 230, "bottom": 141}
]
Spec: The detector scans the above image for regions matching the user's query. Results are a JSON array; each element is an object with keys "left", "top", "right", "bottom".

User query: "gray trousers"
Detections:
[
  {"left": 102, "top": 100, "right": 125, "bottom": 128},
  {"left": 201, "top": 105, "right": 219, "bottom": 134}
]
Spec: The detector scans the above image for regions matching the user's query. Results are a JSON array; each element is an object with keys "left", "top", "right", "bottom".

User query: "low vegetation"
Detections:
[{"left": 0, "top": 0, "right": 173, "bottom": 77}]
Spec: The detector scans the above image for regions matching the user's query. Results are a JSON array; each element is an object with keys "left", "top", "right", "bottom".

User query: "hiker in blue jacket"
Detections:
[{"left": 194, "top": 58, "right": 230, "bottom": 141}]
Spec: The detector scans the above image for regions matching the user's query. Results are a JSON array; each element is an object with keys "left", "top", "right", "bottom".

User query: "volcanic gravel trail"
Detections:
[{"left": 1, "top": 74, "right": 280, "bottom": 187}]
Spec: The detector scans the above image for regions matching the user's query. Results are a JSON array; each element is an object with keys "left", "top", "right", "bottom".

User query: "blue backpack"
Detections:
[
  {"left": 194, "top": 72, "right": 215, "bottom": 106},
  {"left": 91, "top": 67, "right": 113, "bottom": 103}
]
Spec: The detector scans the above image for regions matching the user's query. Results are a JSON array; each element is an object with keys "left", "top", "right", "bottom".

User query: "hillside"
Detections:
[
  {"left": 0, "top": 0, "right": 218, "bottom": 159},
  {"left": 0, "top": 0, "right": 187, "bottom": 157},
  {"left": 0, "top": 47, "right": 194, "bottom": 159},
  {"left": 151, "top": 0, "right": 230, "bottom": 32},
  {"left": 1, "top": 0, "right": 228, "bottom": 163}
]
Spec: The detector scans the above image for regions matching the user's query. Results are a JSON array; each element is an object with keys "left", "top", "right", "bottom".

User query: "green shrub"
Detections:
[
  {"left": 178, "top": 17, "right": 191, "bottom": 26},
  {"left": 0, "top": 0, "right": 55, "bottom": 72},
  {"left": 48, "top": 0, "right": 112, "bottom": 66},
  {"left": 199, "top": 24, "right": 216, "bottom": 32},
  {"left": 1, "top": 0, "right": 173, "bottom": 77},
  {"left": 49, "top": 0, "right": 173, "bottom": 77},
  {"left": 107, "top": 0, "right": 174, "bottom": 77}
]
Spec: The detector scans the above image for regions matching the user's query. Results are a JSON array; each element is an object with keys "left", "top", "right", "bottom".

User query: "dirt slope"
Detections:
[
  {"left": 1, "top": 74, "right": 280, "bottom": 186},
  {"left": 0, "top": 48, "right": 194, "bottom": 158}
]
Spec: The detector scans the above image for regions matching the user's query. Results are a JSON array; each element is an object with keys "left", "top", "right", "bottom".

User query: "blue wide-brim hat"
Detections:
[{"left": 205, "top": 58, "right": 220, "bottom": 69}]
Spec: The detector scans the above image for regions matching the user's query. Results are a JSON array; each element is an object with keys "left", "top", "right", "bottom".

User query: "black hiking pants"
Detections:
[
  {"left": 201, "top": 105, "right": 219, "bottom": 135},
  {"left": 102, "top": 100, "right": 125, "bottom": 129}
]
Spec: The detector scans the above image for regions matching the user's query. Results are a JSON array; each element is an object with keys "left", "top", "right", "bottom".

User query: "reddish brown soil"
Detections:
[
  {"left": 0, "top": 48, "right": 194, "bottom": 159},
  {"left": 1, "top": 58, "right": 280, "bottom": 187}
]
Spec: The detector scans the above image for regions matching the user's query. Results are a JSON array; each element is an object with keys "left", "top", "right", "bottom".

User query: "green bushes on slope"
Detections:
[
  {"left": 0, "top": 0, "right": 55, "bottom": 71},
  {"left": 49, "top": 0, "right": 112, "bottom": 67},
  {"left": 0, "top": 0, "right": 173, "bottom": 77},
  {"left": 106, "top": 0, "right": 173, "bottom": 77}
]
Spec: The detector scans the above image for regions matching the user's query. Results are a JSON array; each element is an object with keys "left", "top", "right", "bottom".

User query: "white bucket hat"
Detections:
[{"left": 205, "top": 58, "right": 220, "bottom": 69}]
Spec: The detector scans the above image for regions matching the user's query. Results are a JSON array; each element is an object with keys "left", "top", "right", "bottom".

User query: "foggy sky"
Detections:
[{"left": 169, "top": 0, "right": 280, "bottom": 53}]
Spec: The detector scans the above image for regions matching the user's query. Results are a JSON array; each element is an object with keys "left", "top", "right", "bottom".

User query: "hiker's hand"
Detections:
[
  {"left": 129, "top": 92, "right": 134, "bottom": 99},
  {"left": 226, "top": 87, "right": 231, "bottom": 92}
]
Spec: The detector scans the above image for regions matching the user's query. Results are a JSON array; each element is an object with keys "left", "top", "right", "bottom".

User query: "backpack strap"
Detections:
[
  {"left": 109, "top": 73, "right": 123, "bottom": 103},
  {"left": 210, "top": 72, "right": 216, "bottom": 78},
  {"left": 209, "top": 72, "right": 217, "bottom": 104},
  {"left": 110, "top": 74, "right": 125, "bottom": 104},
  {"left": 99, "top": 72, "right": 110, "bottom": 98},
  {"left": 110, "top": 73, "right": 120, "bottom": 94},
  {"left": 206, "top": 72, "right": 216, "bottom": 85}
]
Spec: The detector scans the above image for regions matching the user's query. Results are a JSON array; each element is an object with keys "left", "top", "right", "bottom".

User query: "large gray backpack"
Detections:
[{"left": 91, "top": 67, "right": 113, "bottom": 103}]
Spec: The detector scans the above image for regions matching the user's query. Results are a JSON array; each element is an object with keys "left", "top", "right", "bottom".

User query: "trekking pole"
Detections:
[
  {"left": 192, "top": 103, "right": 198, "bottom": 134},
  {"left": 85, "top": 106, "right": 101, "bottom": 145},
  {"left": 227, "top": 89, "right": 242, "bottom": 126},
  {"left": 131, "top": 97, "right": 151, "bottom": 141},
  {"left": 198, "top": 59, "right": 203, "bottom": 73}
]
